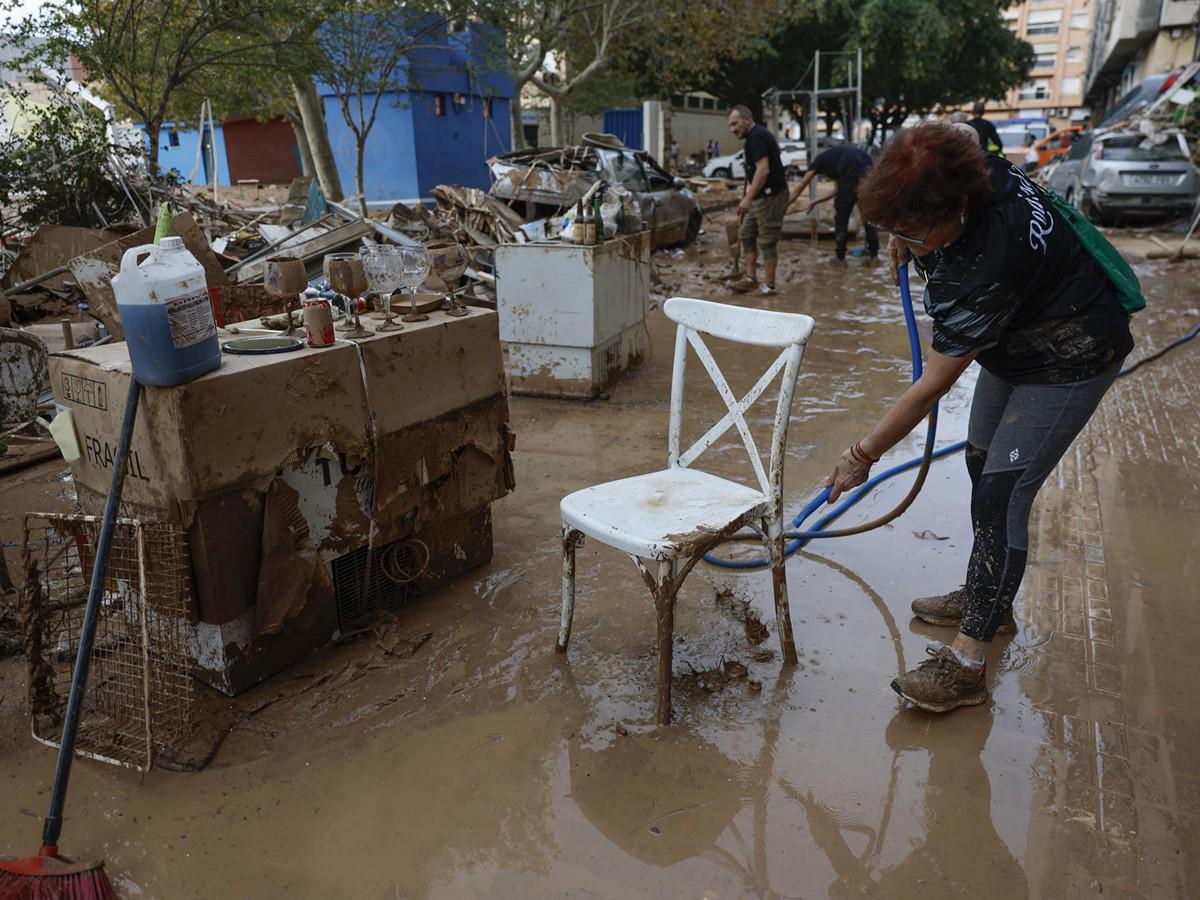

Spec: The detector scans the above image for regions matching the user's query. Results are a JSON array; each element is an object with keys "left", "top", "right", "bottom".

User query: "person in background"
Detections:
[
  {"left": 788, "top": 144, "right": 879, "bottom": 262},
  {"left": 670, "top": 140, "right": 680, "bottom": 169},
  {"left": 726, "top": 104, "right": 789, "bottom": 295},
  {"left": 966, "top": 100, "right": 1003, "bottom": 155},
  {"left": 714, "top": 140, "right": 721, "bottom": 156},
  {"left": 705, "top": 139, "right": 715, "bottom": 161},
  {"left": 828, "top": 123, "right": 1132, "bottom": 713},
  {"left": 1023, "top": 133, "right": 1039, "bottom": 173}
]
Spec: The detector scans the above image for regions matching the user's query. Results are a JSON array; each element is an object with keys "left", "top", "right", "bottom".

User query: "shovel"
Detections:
[{"left": 726, "top": 212, "right": 744, "bottom": 278}]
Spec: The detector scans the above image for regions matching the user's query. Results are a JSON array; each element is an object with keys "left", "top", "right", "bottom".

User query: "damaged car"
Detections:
[{"left": 488, "top": 140, "right": 702, "bottom": 248}]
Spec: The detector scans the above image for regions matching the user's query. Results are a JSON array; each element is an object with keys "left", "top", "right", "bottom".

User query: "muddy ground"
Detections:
[{"left": 1, "top": 211, "right": 1198, "bottom": 898}]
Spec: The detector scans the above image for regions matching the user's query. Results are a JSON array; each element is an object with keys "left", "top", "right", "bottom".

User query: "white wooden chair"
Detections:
[{"left": 557, "top": 297, "right": 816, "bottom": 724}]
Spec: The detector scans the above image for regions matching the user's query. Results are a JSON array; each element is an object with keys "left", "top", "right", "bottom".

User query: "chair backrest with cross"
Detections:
[{"left": 664, "top": 297, "right": 815, "bottom": 504}]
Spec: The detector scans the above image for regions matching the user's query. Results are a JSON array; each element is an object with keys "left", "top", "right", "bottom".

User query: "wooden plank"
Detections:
[{"left": 234, "top": 219, "right": 373, "bottom": 284}]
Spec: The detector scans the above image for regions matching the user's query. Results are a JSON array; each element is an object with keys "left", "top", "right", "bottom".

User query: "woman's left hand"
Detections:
[{"left": 826, "top": 448, "right": 872, "bottom": 503}]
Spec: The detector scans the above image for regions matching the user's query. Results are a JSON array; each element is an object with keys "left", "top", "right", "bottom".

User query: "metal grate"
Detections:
[
  {"left": 22, "top": 513, "right": 194, "bottom": 772},
  {"left": 331, "top": 538, "right": 426, "bottom": 632},
  {"left": 597, "top": 335, "right": 622, "bottom": 390}
]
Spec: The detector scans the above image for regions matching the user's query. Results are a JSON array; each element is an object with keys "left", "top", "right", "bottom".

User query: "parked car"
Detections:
[
  {"left": 1045, "top": 130, "right": 1199, "bottom": 224},
  {"left": 1095, "top": 71, "right": 1181, "bottom": 129},
  {"left": 489, "top": 144, "right": 702, "bottom": 247},
  {"left": 994, "top": 118, "right": 1051, "bottom": 160},
  {"left": 703, "top": 142, "right": 808, "bottom": 179}
]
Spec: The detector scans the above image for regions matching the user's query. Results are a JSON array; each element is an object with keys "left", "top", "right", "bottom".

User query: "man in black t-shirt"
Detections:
[
  {"left": 790, "top": 144, "right": 879, "bottom": 261},
  {"left": 727, "top": 105, "right": 789, "bottom": 295},
  {"left": 966, "top": 100, "right": 1003, "bottom": 155}
]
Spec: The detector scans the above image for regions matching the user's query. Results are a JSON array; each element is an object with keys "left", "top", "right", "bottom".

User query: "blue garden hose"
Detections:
[{"left": 705, "top": 266, "right": 1200, "bottom": 570}]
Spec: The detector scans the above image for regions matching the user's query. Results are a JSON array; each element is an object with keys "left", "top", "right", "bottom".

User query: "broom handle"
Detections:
[{"left": 41, "top": 377, "right": 142, "bottom": 853}]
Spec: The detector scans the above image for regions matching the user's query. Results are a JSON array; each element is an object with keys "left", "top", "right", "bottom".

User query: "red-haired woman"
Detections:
[{"left": 827, "top": 122, "right": 1133, "bottom": 713}]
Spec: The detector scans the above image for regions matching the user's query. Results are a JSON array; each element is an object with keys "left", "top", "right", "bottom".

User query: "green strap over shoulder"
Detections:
[{"left": 1043, "top": 188, "right": 1146, "bottom": 314}]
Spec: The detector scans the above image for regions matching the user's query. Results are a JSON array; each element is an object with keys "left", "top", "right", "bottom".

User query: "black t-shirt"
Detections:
[
  {"left": 967, "top": 117, "right": 1003, "bottom": 154},
  {"left": 810, "top": 145, "right": 873, "bottom": 180},
  {"left": 913, "top": 157, "right": 1133, "bottom": 384},
  {"left": 743, "top": 124, "right": 788, "bottom": 197}
]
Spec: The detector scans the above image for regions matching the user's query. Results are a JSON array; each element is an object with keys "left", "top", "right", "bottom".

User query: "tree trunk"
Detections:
[
  {"left": 661, "top": 101, "right": 674, "bottom": 171},
  {"left": 548, "top": 94, "right": 566, "bottom": 147},
  {"left": 145, "top": 121, "right": 161, "bottom": 172},
  {"left": 287, "top": 108, "right": 315, "bottom": 178},
  {"left": 356, "top": 136, "right": 368, "bottom": 217},
  {"left": 291, "top": 75, "right": 344, "bottom": 201},
  {"left": 510, "top": 90, "right": 525, "bottom": 151}
]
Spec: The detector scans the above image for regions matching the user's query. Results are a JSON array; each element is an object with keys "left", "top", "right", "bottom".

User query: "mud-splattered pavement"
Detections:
[{"left": 1, "top": 214, "right": 1199, "bottom": 898}]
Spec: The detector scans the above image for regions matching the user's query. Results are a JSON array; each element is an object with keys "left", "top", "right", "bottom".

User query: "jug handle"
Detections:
[{"left": 119, "top": 243, "right": 158, "bottom": 274}]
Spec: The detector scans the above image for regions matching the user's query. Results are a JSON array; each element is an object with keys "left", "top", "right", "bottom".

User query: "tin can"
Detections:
[{"left": 303, "top": 297, "right": 335, "bottom": 348}]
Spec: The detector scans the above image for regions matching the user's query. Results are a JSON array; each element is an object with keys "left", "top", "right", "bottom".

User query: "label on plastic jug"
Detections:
[{"left": 165, "top": 289, "right": 217, "bottom": 349}]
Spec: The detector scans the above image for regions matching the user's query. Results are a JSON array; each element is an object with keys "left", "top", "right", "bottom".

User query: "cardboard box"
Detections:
[{"left": 49, "top": 311, "right": 514, "bottom": 694}]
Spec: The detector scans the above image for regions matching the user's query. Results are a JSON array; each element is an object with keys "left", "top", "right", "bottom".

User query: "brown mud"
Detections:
[{"left": 1, "top": 214, "right": 1198, "bottom": 898}]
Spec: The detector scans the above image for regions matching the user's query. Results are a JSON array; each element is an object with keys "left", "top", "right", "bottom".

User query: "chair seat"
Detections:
[{"left": 561, "top": 467, "right": 770, "bottom": 560}]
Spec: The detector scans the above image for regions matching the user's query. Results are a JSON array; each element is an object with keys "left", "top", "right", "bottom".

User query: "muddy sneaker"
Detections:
[
  {"left": 891, "top": 642, "right": 988, "bottom": 713},
  {"left": 911, "top": 588, "right": 1016, "bottom": 635},
  {"left": 728, "top": 275, "right": 758, "bottom": 294},
  {"left": 758, "top": 282, "right": 778, "bottom": 295}
]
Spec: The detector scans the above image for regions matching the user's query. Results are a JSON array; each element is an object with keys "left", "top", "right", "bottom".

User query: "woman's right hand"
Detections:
[{"left": 888, "top": 235, "right": 912, "bottom": 285}]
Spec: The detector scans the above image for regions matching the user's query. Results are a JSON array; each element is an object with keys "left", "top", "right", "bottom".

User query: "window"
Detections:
[
  {"left": 1018, "top": 79, "right": 1052, "bottom": 100},
  {"left": 1097, "top": 135, "right": 1188, "bottom": 162},
  {"left": 1060, "top": 77, "right": 1082, "bottom": 96},
  {"left": 1066, "top": 46, "right": 1083, "bottom": 63},
  {"left": 1069, "top": 12, "right": 1089, "bottom": 29},
  {"left": 670, "top": 94, "right": 684, "bottom": 108},
  {"left": 1027, "top": 9, "right": 1062, "bottom": 36},
  {"left": 686, "top": 95, "right": 701, "bottom": 109},
  {"left": 434, "top": 95, "right": 446, "bottom": 117},
  {"left": 168, "top": 130, "right": 180, "bottom": 147},
  {"left": 702, "top": 97, "right": 715, "bottom": 110},
  {"left": 608, "top": 152, "right": 648, "bottom": 192},
  {"left": 1034, "top": 43, "right": 1058, "bottom": 68}
]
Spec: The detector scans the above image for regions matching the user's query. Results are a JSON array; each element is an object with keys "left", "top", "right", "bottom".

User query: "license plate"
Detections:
[{"left": 1125, "top": 174, "right": 1174, "bottom": 186}]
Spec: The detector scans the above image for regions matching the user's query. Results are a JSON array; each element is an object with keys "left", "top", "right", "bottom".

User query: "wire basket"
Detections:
[{"left": 21, "top": 513, "right": 194, "bottom": 772}]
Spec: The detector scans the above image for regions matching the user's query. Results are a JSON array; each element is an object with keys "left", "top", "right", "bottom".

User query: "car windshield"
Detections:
[{"left": 1099, "top": 136, "right": 1187, "bottom": 161}]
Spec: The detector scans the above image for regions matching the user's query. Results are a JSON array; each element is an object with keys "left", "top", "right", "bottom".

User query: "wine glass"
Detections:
[
  {"left": 427, "top": 240, "right": 470, "bottom": 317},
  {"left": 263, "top": 256, "right": 307, "bottom": 335},
  {"left": 400, "top": 247, "right": 432, "bottom": 323},
  {"left": 360, "top": 245, "right": 404, "bottom": 332},
  {"left": 324, "top": 252, "right": 372, "bottom": 339}
]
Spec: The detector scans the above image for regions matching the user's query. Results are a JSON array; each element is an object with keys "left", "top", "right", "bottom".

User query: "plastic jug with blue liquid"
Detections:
[{"left": 112, "top": 236, "right": 220, "bottom": 386}]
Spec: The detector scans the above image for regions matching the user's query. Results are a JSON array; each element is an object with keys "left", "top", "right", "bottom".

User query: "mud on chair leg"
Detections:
[
  {"left": 765, "top": 516, "right": 798, "bottom": 665},
  {"left": 557, "top": 528, "right": 584, "bottom": 652},
  {"left": 654, "top": 565, "right": 678, "bottom": 726}
]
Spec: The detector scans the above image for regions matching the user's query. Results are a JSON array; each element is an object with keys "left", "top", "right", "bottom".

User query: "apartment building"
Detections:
[
  {"left": 1084, "top": 0, "right": 1199, "bottom": 116},
  {"left": 981, "top": 0, "right": 1098, "bottom": 129}
]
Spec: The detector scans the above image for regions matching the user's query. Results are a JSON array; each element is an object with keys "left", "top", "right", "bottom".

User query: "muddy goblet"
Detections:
[
  {"left": 263, "top": 255, "right": 307, "bottom": 335},
  {"left": 427, "top": 240, "right": 470, "bottom": 317},
  {"left": 360, "top": 245, "right": 405, "bottom": 333},
  {"left": 324, "top": 252, "right": 373, "bottom": 339}
]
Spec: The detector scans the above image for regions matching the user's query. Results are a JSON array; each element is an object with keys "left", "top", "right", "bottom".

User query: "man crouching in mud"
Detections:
[{"left": 824, "top": 123, "right": 1133, "bottom": 713}]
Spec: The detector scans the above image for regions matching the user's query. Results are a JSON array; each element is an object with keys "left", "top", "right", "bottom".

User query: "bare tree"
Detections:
[
  {"left": 531, "top": 0, "right": 646, "bottom": 145},
  {"left": 318, "top": 5, "right": 452, "bottom": 214}
]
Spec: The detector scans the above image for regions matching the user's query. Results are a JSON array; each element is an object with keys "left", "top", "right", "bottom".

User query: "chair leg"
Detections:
[
  {"left": 765, "top": 516, "right": 798, "bottom": 665},
  {"left": 557, "top": 528, "right": 583, "bottom": 652},
  {"left": 654, "top": 559, "right": 678, "bottom": 726}
]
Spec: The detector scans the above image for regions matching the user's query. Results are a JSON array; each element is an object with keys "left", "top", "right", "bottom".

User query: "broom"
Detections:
[{"left": 0, "top": 377, "right": 142, "bottom": 899}]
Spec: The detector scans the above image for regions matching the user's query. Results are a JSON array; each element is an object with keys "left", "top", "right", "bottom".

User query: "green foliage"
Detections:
[
  {"left": 0, "top": 87, "right": 139, "bottom": 232},
  {"left": 691, "top": 0, "right": 1032, "bottom": 121}
]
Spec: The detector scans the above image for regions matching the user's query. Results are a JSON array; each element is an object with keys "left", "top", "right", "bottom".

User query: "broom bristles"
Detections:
[{"left": 0, "top": 855, "right": 117, "bottom": 900}]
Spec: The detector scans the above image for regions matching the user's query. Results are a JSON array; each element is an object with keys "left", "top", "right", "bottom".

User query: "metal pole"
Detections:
[
  {"left": 810, "top": 51, "right": 821, "bottom": 245},
  {"left": 857, "top": 48, "right": 864, "bottom": 145}
]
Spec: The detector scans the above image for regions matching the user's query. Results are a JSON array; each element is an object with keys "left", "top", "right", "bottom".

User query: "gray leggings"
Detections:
[{"left": 959, "top": 363, "right": 1121, "bottom": 641}]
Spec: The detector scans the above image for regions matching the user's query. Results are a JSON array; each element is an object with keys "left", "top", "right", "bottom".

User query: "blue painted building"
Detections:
[
  {"left": 137, "top": 20, "right": 512, "bottom": 203},
  {"left": 142, "top": 121, "right": 232, "bottom": 186},
  {"left": 317, "top": 20, "right": 512, "bottom": 203}
]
